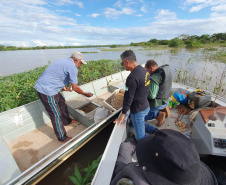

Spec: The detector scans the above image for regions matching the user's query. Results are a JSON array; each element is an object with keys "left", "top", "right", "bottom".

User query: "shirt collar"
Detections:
[{"left": 69, "top": 58, "right": 74, "bottom": 63}]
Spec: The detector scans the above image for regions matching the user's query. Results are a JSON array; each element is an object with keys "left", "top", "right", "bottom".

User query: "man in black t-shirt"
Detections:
[{"left": 114, "top": 50, "right": 157, "bottom": 141}]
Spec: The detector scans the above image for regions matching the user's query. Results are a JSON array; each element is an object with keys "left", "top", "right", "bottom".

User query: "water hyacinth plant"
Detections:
[
  {"left": 0, "top": 65, "right": 48, "bottom": 112},
  {"left": 69, "top": 155, "right": 102, "bottom": 185}
]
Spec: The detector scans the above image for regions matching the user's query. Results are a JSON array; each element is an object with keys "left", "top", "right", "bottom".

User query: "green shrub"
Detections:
[
  {"left": 158, "top": 40, "right": 169, "bottom": 45},
  {"left": 186, "top": 41, "right": 202, "bottom": 48},
  {"left": 110, "top": 45, "right": 117, "bottom": 48},
  {"left": 168, "top": 37, "right": 183, "bottom": 47}
]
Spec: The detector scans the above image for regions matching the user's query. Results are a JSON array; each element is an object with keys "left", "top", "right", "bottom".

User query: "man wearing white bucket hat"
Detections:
[{"left": 35, "top": 51, "right": 93, "bottom": 142}]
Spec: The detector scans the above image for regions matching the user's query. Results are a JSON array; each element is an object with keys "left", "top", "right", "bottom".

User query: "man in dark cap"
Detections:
[{"left": 111, "top": 129, "right": 217, "bottom": 185}]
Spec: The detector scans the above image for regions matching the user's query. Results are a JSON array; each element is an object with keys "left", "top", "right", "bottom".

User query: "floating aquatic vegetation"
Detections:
[{"left": 0, "top": 60, "right": 123, "bottom": 113}]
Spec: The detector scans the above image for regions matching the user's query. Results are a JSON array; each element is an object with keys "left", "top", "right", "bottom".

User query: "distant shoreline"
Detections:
[{"left": 0, "top": 32, "right": 225, "bottom": 51}]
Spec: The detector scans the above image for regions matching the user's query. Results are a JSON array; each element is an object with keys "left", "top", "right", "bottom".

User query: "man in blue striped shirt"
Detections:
[{"left": 35, "top": 51, "right": 93, "bottom": 142}]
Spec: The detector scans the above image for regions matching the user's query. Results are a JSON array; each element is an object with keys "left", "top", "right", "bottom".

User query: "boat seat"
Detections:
[{"left": 199, "top": 108, "right": 214, "bottom": 123}]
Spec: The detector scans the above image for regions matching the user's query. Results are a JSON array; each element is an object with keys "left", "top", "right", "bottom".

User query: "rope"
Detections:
[{"left": 175, "top": 104, "right": 192, "bottom": 132}]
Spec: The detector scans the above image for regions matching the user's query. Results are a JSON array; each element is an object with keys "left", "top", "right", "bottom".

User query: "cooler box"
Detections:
[
  {"left": 103, "top": 89, "right": 125, "bottom": 112},
  {"left": 187, "top": 91, "right": 211, "bottom": 109}
]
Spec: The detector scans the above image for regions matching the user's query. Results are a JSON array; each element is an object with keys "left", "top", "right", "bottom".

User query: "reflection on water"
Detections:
[{"left": 0, "top": 47, "right": 225, "bottom": 98}]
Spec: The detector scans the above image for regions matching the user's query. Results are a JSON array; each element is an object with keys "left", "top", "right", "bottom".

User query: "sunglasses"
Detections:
[{"left": 121, "top": 60, "right": 126, "bottom": 66}]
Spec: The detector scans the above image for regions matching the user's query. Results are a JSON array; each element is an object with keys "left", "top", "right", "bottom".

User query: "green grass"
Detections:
[
  {"left": 203, "top": 48, "right": 226, "bottom": 63},
  {"left": 174, "top": 58, "right": 225, "bottom": 97},
  {"left": 139, "top": 45, "right": 169, "bottom": 50}
]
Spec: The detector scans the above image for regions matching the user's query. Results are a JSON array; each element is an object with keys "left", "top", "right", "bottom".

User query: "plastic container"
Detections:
[{"left": 103, "top": 89, "right": 125, "bottom": 111}]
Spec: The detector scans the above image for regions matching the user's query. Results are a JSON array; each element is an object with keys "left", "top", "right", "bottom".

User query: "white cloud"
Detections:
[
  {"left": 56, "top": 9, "right": 71, "bottom": 13},
  {"left": 141, "top": 5, "right": 148, "bottom": 13},
  {"left": 75, "top": 13, "right": 81, "bottom": 16},
  {"left": 0, "top": 0, "right": 226, "bottom": 47},
  {"left": 114, "top": 0, "right": 123, "bottom": 8},
  {"left": 104, "top": 0, "right": 148, "bottom": 18},
  {"left": 49, "top": 0, "right": 74, "bottom": 6},
  {"left": 155, "top": 9, "right": 177, "bottom": 20},
  {"left": 182, "top": 0, "right": 226, "bottom": 12},
  {"left": 89, "top": 13, "right": 101, "bottom": 18},
  {"left": 103, "top": 8, "right": 121, "bottom": 19},
  {"left": 103, "top": 7, "right": 136, "bottom": 18},
  {"left": 74, "top": 0, "right": 84, "bottom": 8},
  {"left": 184, "top": 0, "right": 206, "bottom": 5},
  {"left": 211, "top": 3, "right": 226, "bottom": 12},
  {"left": 190, "top": 3, "right": 209, "bottom": 12},
  {"left": 33, "top": 40, "right": 48, "bottom": 46},
  {"left": 49, "top": 0, "right": 84, "bottom": 7},
  {"left": 121, "top": 7, "right": 136, "bottom": 15}
]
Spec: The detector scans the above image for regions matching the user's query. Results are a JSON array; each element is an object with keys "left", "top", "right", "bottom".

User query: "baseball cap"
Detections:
[{"left": 71, "top": 51, "right": 87, "bottom": 64}]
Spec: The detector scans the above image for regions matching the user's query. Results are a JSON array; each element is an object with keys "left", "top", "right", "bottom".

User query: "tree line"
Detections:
[
  {"left": 0, "top": 44, "right": 111, "bottom": 51},
  {"left": 131, "top": 33, "right": 226, "bottom": 48},
  {"left": 0, "top": 32, "right": 225, "bottom": 51}
]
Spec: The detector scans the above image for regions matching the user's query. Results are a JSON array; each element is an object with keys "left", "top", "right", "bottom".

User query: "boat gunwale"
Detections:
[
  {"left": 91, "top": 111, "right": 130, "bottom": 185},
  {"left": 6, "top": 109, "right": 121, "bottom": 185}
]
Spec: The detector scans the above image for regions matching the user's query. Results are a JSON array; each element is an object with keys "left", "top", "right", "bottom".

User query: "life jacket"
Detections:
[
  {"left": 151, "top": 64, "right": 172, "bottom": 99},
  {"left": 111, "top": 162, "right": 151, "bottom": 185}
]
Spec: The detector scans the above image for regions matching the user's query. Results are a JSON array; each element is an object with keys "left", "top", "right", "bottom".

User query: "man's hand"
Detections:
[
  {"left": 85, "top": 92, "right": 93, "bottom": 97},
  {"left": 71, "top": 83, "right": 93, "bottom": 97},
  {"left": 62, "top": 86, "right": 72, "bottom": 92},
  {"left": 113, "top": 113, "right": 125, "bottom": 125}
]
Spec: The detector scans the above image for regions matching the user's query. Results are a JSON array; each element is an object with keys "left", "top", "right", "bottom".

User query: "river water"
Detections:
[{"left": 0, "top": 47, "right": 225, "bottom": 98}]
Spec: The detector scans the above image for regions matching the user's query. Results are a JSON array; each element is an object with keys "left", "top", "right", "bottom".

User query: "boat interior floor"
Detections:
[
  {"left": 130, "top": 108, "right": 192, "bottom": 162},
  {"left": 6, "top": 92, "right": 113, "bottom": 172},
  {"left": 7, "top": 120, "right": 86, "bottom": 172},
  {"left": 145, "top": 107, "right": 191, "bottom": 136}
]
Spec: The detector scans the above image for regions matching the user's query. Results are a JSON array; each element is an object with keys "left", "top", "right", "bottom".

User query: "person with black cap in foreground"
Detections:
[
  {"left": 111, "top": 129, "right": 217, "bottom": 185},
  {"left": 35, "top": 51, "right": 93, "bottom": 142}
]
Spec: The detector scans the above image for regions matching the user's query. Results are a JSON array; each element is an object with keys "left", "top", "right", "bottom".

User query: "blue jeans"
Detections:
[
  {"left": 130, "top": 107, "right": 156, "bottom": 141},
  {"left": 144, "top": 103, "right": 168, "bottom": 121}
]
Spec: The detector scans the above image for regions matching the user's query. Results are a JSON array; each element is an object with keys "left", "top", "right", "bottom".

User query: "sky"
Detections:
[{"left": 0, "top": 0, "right": 226, "bottom": 47}]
